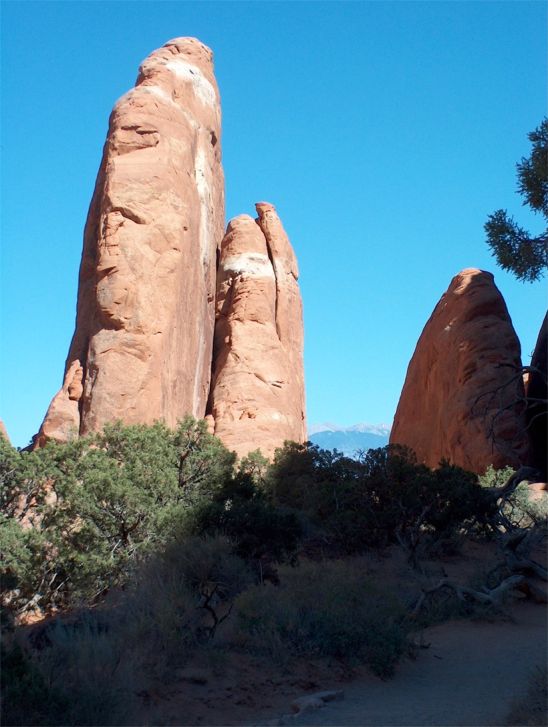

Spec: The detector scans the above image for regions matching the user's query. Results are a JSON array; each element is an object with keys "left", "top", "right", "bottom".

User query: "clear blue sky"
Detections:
[{"left": 1, "top": 1, "right": 546, "bottom": 448}]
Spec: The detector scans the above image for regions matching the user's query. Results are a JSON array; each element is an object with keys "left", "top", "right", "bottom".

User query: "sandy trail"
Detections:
[{"left": 252, "top": 603, "right": 547, "bottom": 727}]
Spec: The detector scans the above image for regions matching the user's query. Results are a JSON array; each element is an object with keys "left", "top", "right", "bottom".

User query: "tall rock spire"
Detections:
[
  {"left": 526, "top": 312, "right": 547, "bottom": 479},
  {"left": 390, "top": 268, "right": 529, "bottom": 473},
  {"left": 36, "top": 38, "right": 224, "bottom": 445},
  {"left": 206, "top": 203, "right": 306, "bottom": 458}
]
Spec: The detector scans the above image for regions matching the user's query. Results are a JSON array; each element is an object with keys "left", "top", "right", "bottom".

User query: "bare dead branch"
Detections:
[
  {"left": 412, "top": 574, "right": 525, "bottom": 617},
  {"left": 471, "top": 361, "right": 547, "bottom": 462}
]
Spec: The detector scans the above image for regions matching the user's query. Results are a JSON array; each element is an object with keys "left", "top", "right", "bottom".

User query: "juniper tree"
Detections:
[{"left": 485, "top": 118, "right": 548, "bottom": 282}]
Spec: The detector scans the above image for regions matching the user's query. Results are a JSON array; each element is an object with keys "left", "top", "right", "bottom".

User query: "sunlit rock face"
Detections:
[
  {"left": 34, "top": 361, "right": 83, "bottom": 447},
  {"left": 390, "top": 268, "right": 529, "bottom": 473},
  {"left": 526, "top": 312, "right": 547, "bottom": 479},
  {"left": 206, "top": 202, "right": 306, "bottom": 458},
  {"left": 0, "top": 419, "right": 10, "bottom": 442},
  {"left": 36, "top": 38, "right": 224, "bottom": 444}
]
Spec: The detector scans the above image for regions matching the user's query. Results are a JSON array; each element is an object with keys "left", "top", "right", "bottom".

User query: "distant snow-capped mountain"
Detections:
[
  {"left": 308, "top": 422, "right": 391, "bottom": 437},
  {"left": 308, "top": 422, "right": 391, "bottom": 458}
]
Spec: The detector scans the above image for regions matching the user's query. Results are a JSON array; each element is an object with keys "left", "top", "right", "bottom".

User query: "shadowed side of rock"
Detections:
[
  {"left": 526, "top": 312, "right": 547, "bottom": 479},
  {"left": 390, "top": 268, "right": 529, "bottom": 473},
  {"left": 35, "top": 37, "right": 224, "bottom": 446},
  {"left": 206, "top": 203, "right": 306, "bottom": 458}
]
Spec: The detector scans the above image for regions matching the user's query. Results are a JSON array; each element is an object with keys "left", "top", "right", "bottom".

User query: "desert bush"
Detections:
[
  {"left": 495, "top": 481, "right": 548, "bottom": 532},
  {"left": 137, "top": 535, "right": 253, "bottom": 642},
  {"left": 0, "top": 434, "right": 57, "bottom": 521},
  {"left": 234, "top": 559, "right": 411, "bottom": 678},
  {"left": 480, "top": 465, "right": 548, "bottom": 530},
  {"left": 35, "top": 615, "right": 136, "bottom": 726},
  {"left": 1, "top": 639, "right": 68, "bottom": 726},
  {"left": 2, "top": 609, "right": 142, "bottom": 726},
  {"left": 265, "top": 443, "right": 488, "bottom": 558},
  {"left": 0, "top": 436, "right": 60, "bottom": 616},
  {"left": 1, "top": 419, "right": 236, "bottom": 615},
  {"left": 0, "top": 441, "right": 75, "bottom": 614},
  {"left": 2, "top": 535, "right": 250, "bottom": 725},
  {"left": 506, "top": 665, "right": 548, "bottom": 725},
  {"left": 504, "top": 480, "right": 548, "bottom": 530},
  {"left": 185, "top": 472, "right": 303, "bottom": 574},
  {"left": 479, "top": 465, "right": 515, "bottom": 489},
  {"left": 238, "top": 449, "right": 270, "bottom": 485},
  {"left": 0, "top": 516, "right": 45, "bottom": 605},
  {"left": 265, "top": 442, "right": 378, "bottom": 526}
]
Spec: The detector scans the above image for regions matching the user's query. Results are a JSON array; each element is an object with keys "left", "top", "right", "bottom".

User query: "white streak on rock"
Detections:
[
  {"left": 139, "top": 85, "right": 176, "bottom": 106},
  {"left": 164, "top": 58, "right": 216, "bottom": 107},
  {"left": 222, "top": 252, "right": 275, "bottom": 278},
  {"left": 122, "top": 87, "right": 199, "bottom": 131},
  {"left": 195, "top": 144, "right": 211, "bottom": 267}
]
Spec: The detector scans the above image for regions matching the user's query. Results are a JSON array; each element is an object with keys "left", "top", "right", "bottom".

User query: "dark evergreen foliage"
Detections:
[{"left": 485, "top": 118, "right": 548, "bottom": 282}]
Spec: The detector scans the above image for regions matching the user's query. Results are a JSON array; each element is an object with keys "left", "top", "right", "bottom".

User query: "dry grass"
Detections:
[
  {"left": 233, "top": 558, "right": 412, "bottom": 678},
  {"left": 506, "top": 666, "right": 548, "bottom": 726}
]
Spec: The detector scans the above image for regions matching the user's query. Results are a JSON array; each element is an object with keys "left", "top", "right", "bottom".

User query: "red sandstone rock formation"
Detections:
[
  {"left": 526, "top": 312, "right": 547, "bottom": 479},
  {"left": 37, "top": 38, "right": 224, "bottom": 444},
  {"left": 206, "top": 203, "right": 306, "bottom": 458},
  {"left": 34, "top": 361, "right": 83, "bottom": 446},
  {"left": 528, "top": 481, "right": 548, "bottom": 502},
  {"left": 0, "top": 419, "right": 9, "bottom": 442},
  {"left": 390, "top": 268, "right": 529, "bottom": 473}
]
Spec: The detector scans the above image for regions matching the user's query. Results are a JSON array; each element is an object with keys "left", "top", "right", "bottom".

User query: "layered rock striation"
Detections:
[
  {"left": 206, "top": 203, "right": 306, "bottom": 458},
  {"left": 36, "top": 38, "right": 224, "bottom": 445},
  {"left": 390, "top": 268, "right": 529, "bottom": 473}
]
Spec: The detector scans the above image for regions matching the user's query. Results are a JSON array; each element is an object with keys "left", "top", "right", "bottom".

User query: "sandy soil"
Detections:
[
  {"left": 251, "top": 602, "right": 547, "bottom": 727},
  {"left": 139, "top": 539, "right": 546, "bottom": 727},
  {"left": 139, "top": 599, "right": 546, "bottom": 727},
  {"left": 137, "top": 652, "right": 355, "bottom": 726}
]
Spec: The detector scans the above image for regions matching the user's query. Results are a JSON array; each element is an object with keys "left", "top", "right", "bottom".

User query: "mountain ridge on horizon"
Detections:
[
  {"left": 308, "top": 422, "right": 392, "bottom": 437},
  {"left": 308, "top": 422, "right": 391, "bottom": 458}
]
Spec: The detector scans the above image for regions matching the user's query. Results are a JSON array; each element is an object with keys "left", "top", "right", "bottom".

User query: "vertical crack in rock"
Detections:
[
  {"left": 390, "top": 268, "right": 530, "bottom": 473},
  {"left": 208, "top": 203, "right": 306, "bottom": 458},
  {"left": 263, "top": 231, "right": 280, "bottom": 342},
  {"left": 255, "top": 202, "right": 300, "bottom": 348},
  {"left": 34, "top": 360, "right": 84, "bottom": 447},
  {"left": 35, "top": 37, "right": 224, "bottom": 445}
]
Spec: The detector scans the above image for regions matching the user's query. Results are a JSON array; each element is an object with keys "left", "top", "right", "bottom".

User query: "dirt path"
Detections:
[{"left": 251, "top": 603, "right": 547, "bottom": 727}]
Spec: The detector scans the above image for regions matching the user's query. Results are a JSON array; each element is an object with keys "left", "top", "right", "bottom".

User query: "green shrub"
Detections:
[
  {"left": 2, "top": 535, "right": 250, "bottom": 725},
  {"left": 184, "top": 472, "right": 303, "bottom": 572},
  {"left": 265, "top": 443, "right": 488, "bottom": 557},
  {"left": 478, "top": 465, "right": 515, "bottom": 489},
  {"left": 234, "top": 559, "right": 411, "bottom": 678},
  {"left": 1, "top": 418, "right": 236, "bottom": 614},
  {"left": 142, "top": 535, "right": 253, "bottom": 641},
  {"left": 0, "top": 515, "right": 43, "bottom": 595},
  {"left": 34, "top": 615, "right": 136, "bottom": 726},
  {"left": 0, "top": 639, "right": 68, "bottom": 726},
  {"left": 510, "top": 482, "right": 548, "bottom": 526},
  {"left": 480, "top": 465, "right": 548, "bottom": 529}
]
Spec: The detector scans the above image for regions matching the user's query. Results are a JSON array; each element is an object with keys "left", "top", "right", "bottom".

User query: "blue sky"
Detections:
[{"left": 1, "top": 1, "right": 546, "bottom": 448}]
